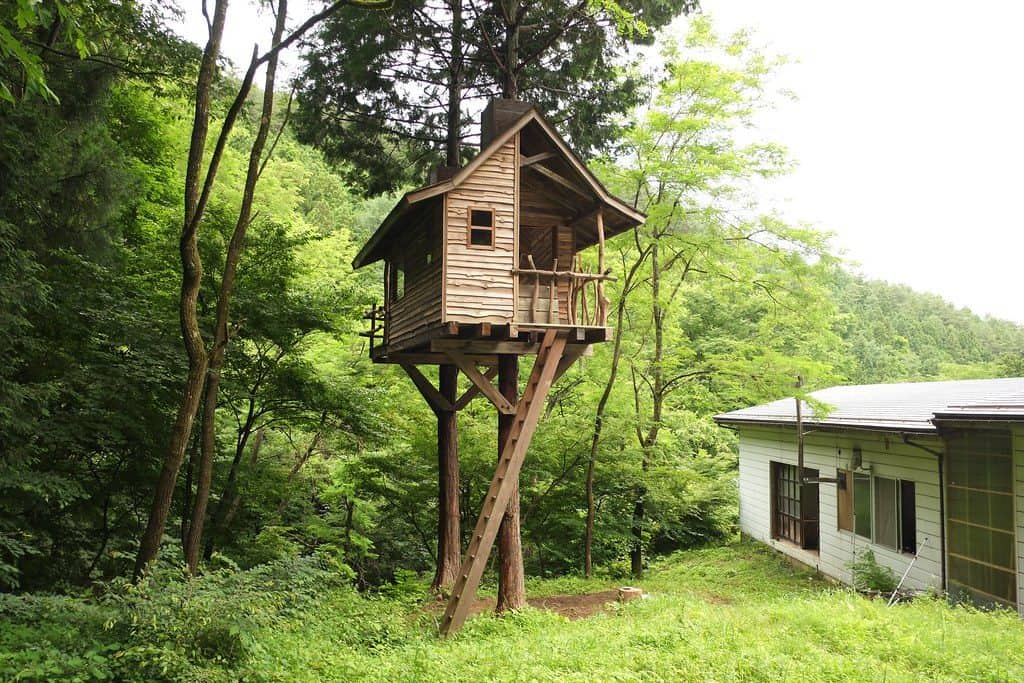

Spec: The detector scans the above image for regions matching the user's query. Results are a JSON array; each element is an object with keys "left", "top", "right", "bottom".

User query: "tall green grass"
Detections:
[
  {"left": 247, "top": 543, "right": 1024, "bottom": 682},
  {"left": 4, "top": 542, "right": 1023, "bottom": 681}
]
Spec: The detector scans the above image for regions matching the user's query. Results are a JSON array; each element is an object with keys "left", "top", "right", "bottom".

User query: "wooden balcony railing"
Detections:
[
  {"left": 514, "top": 254, "right": 616, "bottom": 327},
  {"left": 360, "top": 303, "right": 385, "bottom": 351}
]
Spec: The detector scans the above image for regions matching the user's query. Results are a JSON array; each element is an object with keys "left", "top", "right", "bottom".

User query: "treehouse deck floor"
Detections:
[{"left": 370, "top": 321, "right": 607, "bottom": 364}]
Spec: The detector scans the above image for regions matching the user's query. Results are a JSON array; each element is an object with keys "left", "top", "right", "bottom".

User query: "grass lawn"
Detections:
[{"left": 247, "top": 541, "right": 1024, "bottom": 682}]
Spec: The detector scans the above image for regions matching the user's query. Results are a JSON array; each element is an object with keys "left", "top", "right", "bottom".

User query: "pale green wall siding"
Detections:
[{"left": 738, "top": 426, "right": 944, "bottom": 592}]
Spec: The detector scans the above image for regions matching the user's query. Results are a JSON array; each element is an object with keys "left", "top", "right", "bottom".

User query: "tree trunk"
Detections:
[
  {"left": 445, "top": 0, "right": 463, "bottom": 167},
  {"left": 183, "top": 0, "right": 288, "bottom": 575},
  {"left": 432, "top": 364, "right": 461, "bottom": 593},
  {"left": 278, "top": 420, "right": 325, "bottom": 516},
  {"left": 203, "top": 407, "right": 259, "bottom": 559},
  {"left": 630, "top": 496, "right": 644, "bottom": 578},
  {"left": 584, "top": 238, "right": 650, "bottom": 576},
  {"left": 219, "top": 426, "right": 265, "bottom": 533},
  {"left": 500, "top": 0, "right": 520, "bottom": 98},
  {"left": 496, "top": 354, "right": 525, "bottom": 612},
  {"left": 630, "top": 241, "right": 664, "bottom": 580},
  {"left": 132, "top": 0, "right": 228, "bottom": 581},
  {"left": 180, "top": 430, "right": 201, "bottom": 547}
]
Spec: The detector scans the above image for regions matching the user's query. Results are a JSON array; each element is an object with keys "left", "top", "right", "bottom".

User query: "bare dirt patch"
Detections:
[{"left": 700, "top": 590, "right": 733, "bottom": 605}]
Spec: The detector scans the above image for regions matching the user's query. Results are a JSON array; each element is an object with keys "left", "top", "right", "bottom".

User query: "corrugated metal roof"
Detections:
[{"left": 714, "top": 378, "right": 1024, "bottom": 432}]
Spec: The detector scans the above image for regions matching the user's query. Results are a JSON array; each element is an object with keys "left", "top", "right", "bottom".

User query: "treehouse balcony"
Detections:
[{"left": 353, "top": 100, "right": 643, "bottom": 364}]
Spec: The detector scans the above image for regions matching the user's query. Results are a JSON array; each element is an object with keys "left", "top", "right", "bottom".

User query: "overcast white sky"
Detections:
[{"left": 176, "top": 0, "right": 1024, "bottom": 323}]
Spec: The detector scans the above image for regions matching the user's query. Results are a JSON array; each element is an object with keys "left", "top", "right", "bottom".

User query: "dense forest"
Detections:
[{"left": 2, "top": 0, "right": 1023, "bottom": 679}]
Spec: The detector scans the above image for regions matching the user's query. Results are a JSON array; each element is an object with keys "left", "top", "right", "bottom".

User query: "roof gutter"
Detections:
[{"left": 900, "top": 433, "right": 946, "bottom": 593}]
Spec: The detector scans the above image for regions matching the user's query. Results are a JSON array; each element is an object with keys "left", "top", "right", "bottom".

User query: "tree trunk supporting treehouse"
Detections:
[
  {"left": 439, "top": 330, "right": 568, "bottom": 636},
  {"left": 496, "top": 353, "right": 525, "bottom": 612},
  {"left": 433, "top": 364, "right": 461, "bottom": 592}
]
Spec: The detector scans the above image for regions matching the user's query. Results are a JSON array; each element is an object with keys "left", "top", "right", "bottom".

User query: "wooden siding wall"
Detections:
[
  {"left": 387, "top": 213, "right": 442, "bottom": 348},
  {"left": 737, "top": 426, "right": 944, "bottom": 592},
  {"left": 444, "top": 135, "right": 518, "bottom": 324}
]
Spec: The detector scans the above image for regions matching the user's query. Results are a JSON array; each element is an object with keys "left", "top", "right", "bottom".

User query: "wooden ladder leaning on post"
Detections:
[{"left": 438, "top": 329, "right": 568, "bottom": 636}]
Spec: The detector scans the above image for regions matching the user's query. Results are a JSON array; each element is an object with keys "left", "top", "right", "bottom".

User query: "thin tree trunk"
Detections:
[
  {"left": 499, "top": 0, "right": 520, "bottom": 98},
  {"left": 180, "top": 429, "right": 201, "bottom": 547},
  {"left": 133, "top": 0, "right": 228, "bottom": 581},
  {"left": 630, "top": 241, "right": 664, "bottom": 579},
  {"left": 277, "top": 420, "right": 326, "bottom": 516},
  {"left": 183, "top": 0, "right": 289, "bottom": 574},
  {"left": 432, "top": 364, "right": 461, "bottom": 593},
  {"left": 219, "top": 426, "right": 265, "bottom": 533},
  {"left": 583, "top": 240, "right": 650, "bottom": 576},
  {"left": 584, "top": 301, "right": 628, "bottom": 577},
  {"left": 445, "top": 0, "right": 463, "bottom": 166},
  {"left": 496, "top": 354, "right": 525, "bottom": 612}
]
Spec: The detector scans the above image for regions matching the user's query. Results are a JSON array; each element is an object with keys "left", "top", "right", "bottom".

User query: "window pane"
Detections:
[
  {"left": 854, "top": 473, "right": 871, "bottom": 539},
  {"left": 874, "top": 477, "right": 898, "bottom": 549},
  {"left": 470, "top": 227, "right": 493, "bottom": 246},
  {"left": 470, "top": 209, "right": 493, "bottom": 227},
  {"left": 837, "top": 470, "right": 853, "bottom": 532}
]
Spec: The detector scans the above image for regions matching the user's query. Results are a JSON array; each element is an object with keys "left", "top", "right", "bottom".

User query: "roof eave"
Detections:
[
  {"left": 351, "top": 194, "right": 413, "bottom": 269},
  {"left": 353, "top": 107, "right": 644, "bottom": 267},
  {"left": 713, "top": 415, "right": 938, "bottom": 435}
]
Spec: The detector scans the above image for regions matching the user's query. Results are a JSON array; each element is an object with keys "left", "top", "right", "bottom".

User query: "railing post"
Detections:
[{"left": 596, "top": 210, "right": 608, "bottom": 326}]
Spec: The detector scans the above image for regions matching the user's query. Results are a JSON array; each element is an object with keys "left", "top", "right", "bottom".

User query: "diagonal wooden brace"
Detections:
[
  {"left": 443, "top": 350, "right": 515, "bottom": 415},
  {"left": 400, "top": 363, "right": 454, "bottom": 415},
  {"left": 454, "top": 365, "right": 498, "bottom": 410}
]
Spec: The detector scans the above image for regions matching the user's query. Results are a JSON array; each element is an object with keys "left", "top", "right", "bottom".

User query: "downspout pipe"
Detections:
[{"left": 901, "top": 433, "right": 946, "bottom": 594}]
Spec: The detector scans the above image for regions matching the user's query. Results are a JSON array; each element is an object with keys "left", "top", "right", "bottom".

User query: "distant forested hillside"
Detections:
[{"left": 832, "top": 270, "right": 1024, "bottom": 384}]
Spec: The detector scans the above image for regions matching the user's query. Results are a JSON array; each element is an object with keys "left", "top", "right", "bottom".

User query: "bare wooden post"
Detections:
[
  {"left": 528, "top": 255, "right": 539, "bottom": 324},
  {"left": 596, "top": 210, "right": 609, "bottom": 326},
  {"left": 580, "top": 268, "right": 590, "bottom": 326},
  {"left": 548, "top": 258, "right": 558, "bottom": 324},
  {"left": 497, "top": 354, "right": 525, "bottom": 612}
]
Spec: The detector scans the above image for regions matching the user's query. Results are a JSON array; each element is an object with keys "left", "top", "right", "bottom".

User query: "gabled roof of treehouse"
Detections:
[
  {"left": 714, "top": 377, "right": 1024, "bottom": 434},
  {"left": 352, "top": 105, "right": 645, "bottom": 269}
]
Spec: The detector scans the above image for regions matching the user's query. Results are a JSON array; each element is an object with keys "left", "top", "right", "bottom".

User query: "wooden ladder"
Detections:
[{"left": 438, "top": 330, "right": 568, "bottom": 636}]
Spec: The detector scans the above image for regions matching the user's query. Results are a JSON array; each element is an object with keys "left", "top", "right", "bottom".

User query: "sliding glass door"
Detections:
[{"left": 945, "top": 429, "right": 1016, "bottom": 608}]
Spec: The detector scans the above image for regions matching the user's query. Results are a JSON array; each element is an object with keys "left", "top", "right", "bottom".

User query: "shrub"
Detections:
[
  {"left": 0, "top": 555, "right": 356, "bottom": 682},
  {"left": 848, "top": 550, "right": 898, "bottom": 593}
]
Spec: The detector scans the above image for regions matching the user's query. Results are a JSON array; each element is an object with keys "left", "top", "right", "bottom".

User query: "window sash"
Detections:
[
  {"left": 850, "top": 473, "right": 916, "bottom": 553},
  {"left": 467, "top": 207, "right": 495, "bottom": 248}
]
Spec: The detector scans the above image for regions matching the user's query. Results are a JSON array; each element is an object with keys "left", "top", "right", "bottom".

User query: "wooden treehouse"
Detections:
[{"left": 353, "top": 100, "right": 643, "bottom": 636}]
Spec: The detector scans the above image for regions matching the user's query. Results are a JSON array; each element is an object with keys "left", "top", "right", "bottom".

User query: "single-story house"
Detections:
[{"left": 714, "top": 377, "right": 1024, "bottom": 613}]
